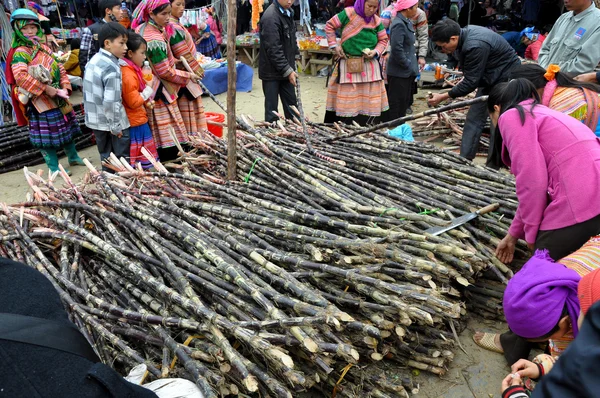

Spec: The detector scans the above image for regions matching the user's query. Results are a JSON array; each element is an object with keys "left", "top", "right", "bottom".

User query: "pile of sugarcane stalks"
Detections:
[
  {"left": 0, "top": 106, "right": 95, "bottom": 174},
  {"left": 0, "top": 120, "right": 525, "bottom": 397}
]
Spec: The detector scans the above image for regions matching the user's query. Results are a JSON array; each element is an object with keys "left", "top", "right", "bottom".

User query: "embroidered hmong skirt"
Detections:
[
  {"left": 177, "top": 89, "right": 208, "bottom": 135},
  {"left": 27, "top": 107, "right": 80, "bottom": 149},
  {"left": 326, "top": 63, "right": 389, "bottom": 118},
  {"left": 147, "top": 99, "right": 189, "bottom": 149},
  {"left": 196, "top": 35, "right": 222, "bottom": 59},
  {"left": 130, "top": 122, "right": 158, "bottom": 169}
]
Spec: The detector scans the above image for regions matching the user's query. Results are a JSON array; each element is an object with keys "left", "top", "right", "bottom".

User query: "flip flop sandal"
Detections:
[{"left": 473, "top": 333, "right": 504, "bottom": 354}]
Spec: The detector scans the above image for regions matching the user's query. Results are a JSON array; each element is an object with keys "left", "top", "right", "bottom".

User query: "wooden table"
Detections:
[
  {"left": 236, "top": 43, "right": 260, "bottom": 68},
  {"left": 299, "top": 49, "right": 334, "bottom": 76}
]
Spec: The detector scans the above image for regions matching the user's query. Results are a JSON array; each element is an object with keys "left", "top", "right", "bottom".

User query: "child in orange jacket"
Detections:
[{"left": 120, "top": 32, "right": 158, "bottom": 168}]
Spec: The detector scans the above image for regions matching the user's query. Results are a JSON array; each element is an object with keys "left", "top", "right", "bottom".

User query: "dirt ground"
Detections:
[{"left": 0, "top": 70, "right": 511, "bottom": 397}]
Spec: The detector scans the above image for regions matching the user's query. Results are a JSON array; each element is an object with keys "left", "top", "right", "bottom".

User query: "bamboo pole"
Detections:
[
  {"left": 226, "top": 0, "right": 238, "bottom": 180},
  {"left": 326, "top": 96, "right": 489, "bottom": 143}
]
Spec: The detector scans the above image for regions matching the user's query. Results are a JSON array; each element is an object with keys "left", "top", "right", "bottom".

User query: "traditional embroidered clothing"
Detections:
[
  {"left": 136, "top": 19, "right": 190, "bottom": 149},
  {"left": 325, "top": 7, "right": 388, "bottom": 123},
  {"left": 541, "top": 80, "right": 600, "bottom": 137},
  {"left": 9, "top": 10, "right": 83, "bottom": 171},
  {"left": 169, "top": 16, "right": 208, "bottom": 135}
]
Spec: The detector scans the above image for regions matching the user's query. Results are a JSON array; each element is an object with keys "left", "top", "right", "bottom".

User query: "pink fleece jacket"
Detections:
[{"left": 499, "top": 100, "right": 600, "bottom": 243}]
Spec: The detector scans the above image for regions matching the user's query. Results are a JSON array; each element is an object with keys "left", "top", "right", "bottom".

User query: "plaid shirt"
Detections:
[
  {"left": 79, "top": 19, "right": 106, "bottom": 72},
  {"left": 83, "top": 49, "right": 130, "bottom": 134}
]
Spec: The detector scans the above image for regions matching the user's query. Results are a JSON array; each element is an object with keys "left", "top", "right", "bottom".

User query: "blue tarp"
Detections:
[{"left": 201, "top": 62, "right": 254, "bottom": 96}]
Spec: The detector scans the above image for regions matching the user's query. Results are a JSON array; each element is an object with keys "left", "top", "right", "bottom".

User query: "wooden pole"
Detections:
[{"left": 226, "top": 0, "right": 238, "bottom": 180}]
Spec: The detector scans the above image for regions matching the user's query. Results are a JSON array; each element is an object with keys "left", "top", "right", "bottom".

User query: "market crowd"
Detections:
[
  {"left": 5, "top": 0, "right": 224, "bottom": 174},
  {"left": 256, "top": 0, "right": 600, "bottom": 397},
  {"left": 5, "top": 0, "right": 600, "bottom": 395}
]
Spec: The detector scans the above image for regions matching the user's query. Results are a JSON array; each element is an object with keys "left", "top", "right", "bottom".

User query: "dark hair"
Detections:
[
  {"left": 126, "top": 32, "right": 147, "bottom": 55},
  {"left": 99, "top": 22, "right": 128, "bottom": 48},
  {"left": 431, "top": 19, "right": 461, "bottom": 43},
  {"left": 486, "top": 79, "right": 540, "bottom": 168},
  {"left": 542, "top": 24, "right": 553, "bottom": 35},
  {"left": 510, "top": 63, "right": 600, "bottom": 93},
  {"left": 526, "top": 306, "right": 570, "bottom": 341},
  {"left": 70, "top": 38, "right": 81, "bottom": 50},
  {"left": 99, "top": 0, "right": 121, "bottom": 16},
  {"left": 150, "top": 3, "right": 170, "bottom": 15}
]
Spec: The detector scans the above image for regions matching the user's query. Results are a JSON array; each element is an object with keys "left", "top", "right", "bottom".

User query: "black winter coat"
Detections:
[
  {"left": 532, "top": 300, "right": 600, "bottom": 398},
  {"left": 258, "top": 4, "right": 299, "bottom": 80},
  {"left": 0, "top": 257, "right": 158, "bottom": 398},
  {"left": 448, "top": 26, "right": 520, "bottom": 99}
]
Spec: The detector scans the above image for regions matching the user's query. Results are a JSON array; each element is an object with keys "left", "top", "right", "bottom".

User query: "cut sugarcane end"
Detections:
[
  {"left": 350, "top": 349, "right": 360, "bottom": 361},
  {"left": 219, "top": 363, "right": 231, "bottom": 373},
  {"left": 456, "top": 276, "right": 470, "bottom": 286},
  {"left": 380, "top": 330, "right": 392, "bottom": 339},
  {"left": 304, "top": 338, "right": 319, "bottom": 353},
  {"left": 371, "top": 352, "right": 384, "bottom": 361},
  {"left": 337, "top": 312, "right": 354, "bottom": 322},
  {"left": 395, "top": 326, "right": 406, "bottom": 338},
  {"left": 268, "top": 349, "right": 294, "bottom": 368},
  {"left": 243, "top": 375, "right": 259, "bottom": 392}
]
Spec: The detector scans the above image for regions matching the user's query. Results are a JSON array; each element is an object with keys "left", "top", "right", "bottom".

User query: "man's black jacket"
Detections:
[
  {"left": 448, "top": 25, "right": 520, "bottom": 99},
  {"left": 258, "top": 3, "right": 299, "bottom": 80}
]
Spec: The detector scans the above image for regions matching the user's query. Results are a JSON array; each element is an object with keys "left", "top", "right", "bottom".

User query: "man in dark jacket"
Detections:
[
  {"left": 78, "top": 0, "right": 123, "bottom": 76},
  {"left": 0, "top": 257, "right": 157, "bottom": 398},
  {"left": 258, "top": 0, "right": 299, "bottom": 122},
  {"left": 427, "top": 19, "right": 520, "bottom": 160}
]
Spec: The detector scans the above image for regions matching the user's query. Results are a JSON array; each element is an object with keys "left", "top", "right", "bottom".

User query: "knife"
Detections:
[{"left": 424, "top": 203, "right": 500, "bottom": 236}]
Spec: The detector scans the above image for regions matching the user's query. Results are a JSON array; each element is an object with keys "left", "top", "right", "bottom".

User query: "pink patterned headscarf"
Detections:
[{"left": 131, "top": 0, "right": 170, "bottom": 29}]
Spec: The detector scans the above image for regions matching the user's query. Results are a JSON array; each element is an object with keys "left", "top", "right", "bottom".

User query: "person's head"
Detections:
[
  {"left": 10, "top": 8, "right": 42, "bottom": 47},
  {"left": 170, "top": 0, "right": 185, "bottom": 18},
  {"left": 503, "top": 250, "right": 582, "bottom": 341},
  {"left": 125, "top": 32, "right": 147, "bottom": 67},
  {"left": 26, "top": 1, "right": 44, "bottom": 15},
  {"left": 99, "top": 22, "right": 128, "bottom": 58},
  {"left": 150, "top": 2, "right": 172, "bottom": 26},
  {"left": 395, "top": 0, "right": 418, "bottom": 18},
  {"left": 70, "top": 37, "right": 81, "bottom": 50},
  {"left": 542, "top": 24, "right": 553, "bottom": 36},
  {"left": 352, "top": 0, "right": 378, "bottom": 20},
  {"left": 487, "top": 78, "right": 539, "bottom": 127},
  {"left": 564, "top": 0, "right": 592, "bottom": 14},
  {"left": 510, "top": 63, "right": 600, "bottom": 98},
  {"left": 486, "top": 79, "right": 539, "bottom": 168},
  {"left": 99, "top": 0, "right": 123, "bottom": 21},
  {"left": 277, "top": 0, "right": 294, "bottom": 9},
  {"left": 520, "top": 26, "right": 539, "bottom": 45},
  {"left": 577, "top": 268, "right": 600, "bottom": 329},
  {"left": 431, "top": 19, "right": 461, "bottom": 54},
  {"left": 363, "top": 0, "right": 380, "bottom": 17}
]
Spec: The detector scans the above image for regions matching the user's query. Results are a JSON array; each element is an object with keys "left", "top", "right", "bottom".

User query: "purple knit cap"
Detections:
[
  {"left": 353, "top": 0, "right": 377, "bottom": 23},
  {"left": 503, "top": 250, "right": 581, "bottom": 339}
]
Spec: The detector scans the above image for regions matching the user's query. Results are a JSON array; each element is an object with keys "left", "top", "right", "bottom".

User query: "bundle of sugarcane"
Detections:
[
  {"left": 0, "top": 119, "right": 524, "bottom": 396},
  {"left": 0, "top": 106, "right": 95, "bottom": 174}
]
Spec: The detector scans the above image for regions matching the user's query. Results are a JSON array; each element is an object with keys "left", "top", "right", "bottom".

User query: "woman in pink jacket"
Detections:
[
  {"left": 488, "top": 78, "right": 600, "bottom": 264},
  {"left": 473, "top": 78, "right": 600, "bottom": 362}
]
